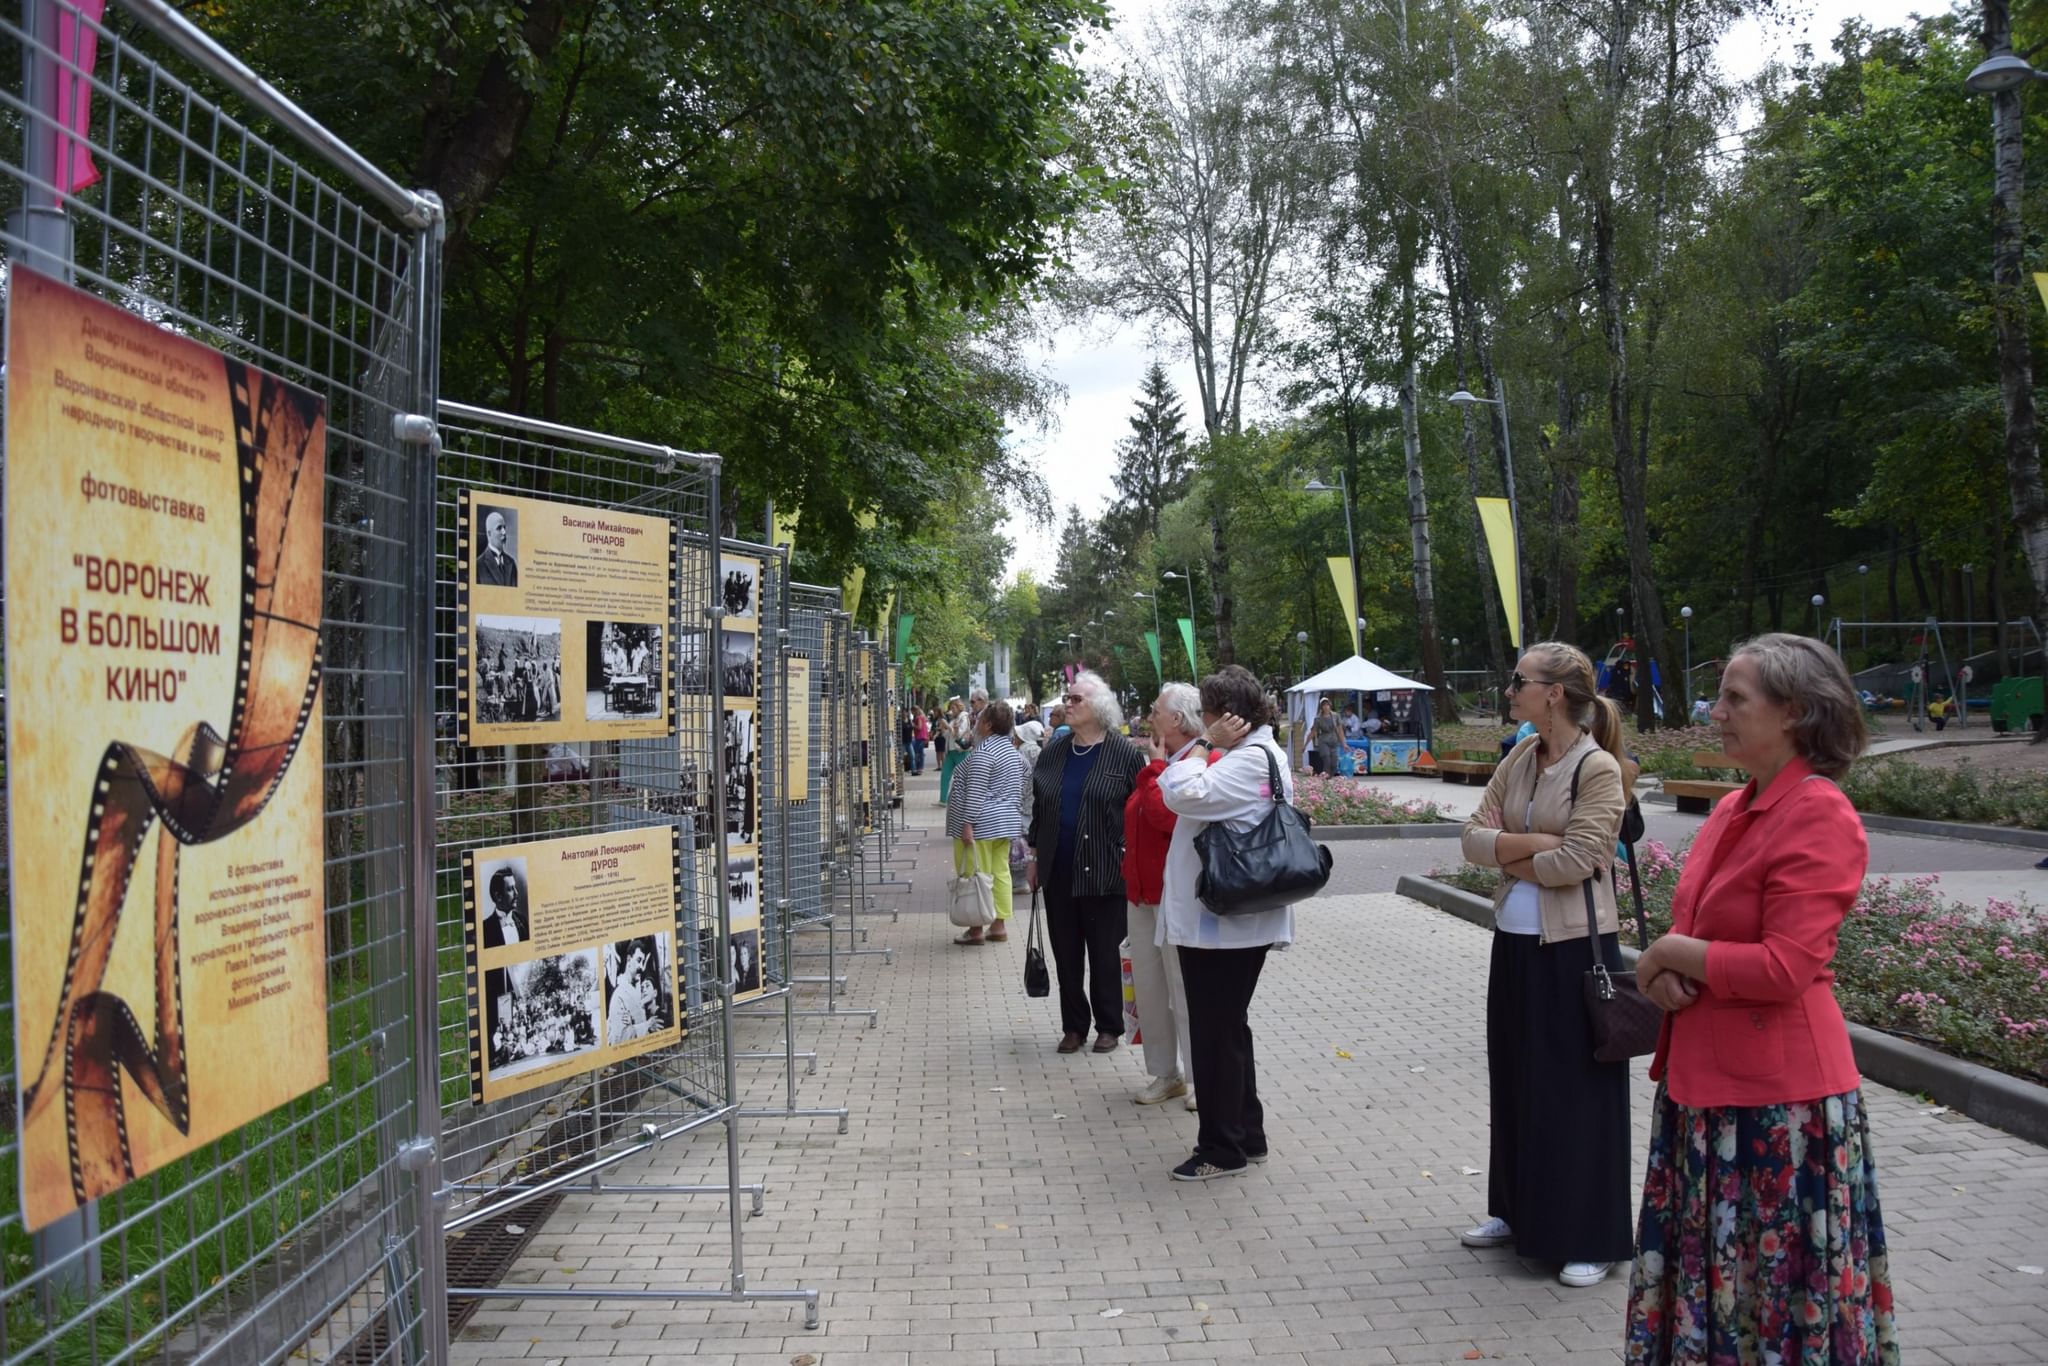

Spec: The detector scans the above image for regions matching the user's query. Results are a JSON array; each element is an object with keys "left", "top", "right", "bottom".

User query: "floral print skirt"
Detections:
[{"left": 1625, "top": 1086, "right": 1899, "bottom": 1364}]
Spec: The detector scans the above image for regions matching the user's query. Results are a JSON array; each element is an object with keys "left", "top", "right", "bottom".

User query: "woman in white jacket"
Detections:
[{"left": 1157, "top": 664, "right": 1296, "bottom": 1181}]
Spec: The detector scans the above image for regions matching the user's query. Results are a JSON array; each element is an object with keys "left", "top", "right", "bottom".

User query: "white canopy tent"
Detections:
[{"left": 1285, "top": 655, "right": 1436, "bottom": 771}]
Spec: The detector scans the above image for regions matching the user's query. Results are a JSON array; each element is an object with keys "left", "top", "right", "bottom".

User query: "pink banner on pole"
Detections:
[{"left": 54, "top": 0, "right": 106, "bottom": 196}]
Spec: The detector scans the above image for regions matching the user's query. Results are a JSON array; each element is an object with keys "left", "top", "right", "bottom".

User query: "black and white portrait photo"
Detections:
[
  {"left": 485, "top": 949, "right": 602, "bottom": 1080},
  {"left": 721, "top": 561, "right": 757, "bottom": 620},
  {"left": 475, "top": 503, "right": 519, "bottom": 587},
  {"left": 720, "top": 628, "right": 756, "bottom": 698},
  {"left": 603, "top": 932, "right": 675, "bottom": 1046},
  {"left": 722, "top": 708, "right": 758, "bottom": 842},
  {"left": 475, "top": 615, "right": 563, "bottom": 724},
  {"left": 585, "top": 620, "right": 664, "bottom": 721},
  {"left": 729, "top": 927, "right": 761, "bottom": 995},
  {"left": 678, "top": 629, "right": 709, "bottom": 695},
  {"left": 478, "top": 857, "right": 531, "bottom": 948}
]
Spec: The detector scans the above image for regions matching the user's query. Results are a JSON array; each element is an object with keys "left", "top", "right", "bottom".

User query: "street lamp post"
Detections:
[
  {"left": 1962, "top": 564, "right": 1976, "bottom": 661},
  {"left": 1162, "top": 568, "right": 1198, "bottom": 673},
  {"left": 1680, "top": 606, "right": 1692, "bottom": 702},
  {"left": 1448, "top": 382, "right": 1526, "bottom": 647},
  {"left": 1811, "top": 594, "right": 1826, "bottom": 639},
  {"left": 1296, "top": 629, "right": 1309, "bottom": 685},
  {"left": 1304, "top": 471, "right": 1361, "bottom": 649},
  {"left": 1858, "top": 564, "right": 1870, "bottom": 655},
  {"left": 1966, "top": 37, "right": 2045, "bottom": 695}
]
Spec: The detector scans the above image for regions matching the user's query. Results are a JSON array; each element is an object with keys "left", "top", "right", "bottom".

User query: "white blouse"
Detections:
[{"left": 1155, "top": 726, "right": 1297, "bottom": 951}]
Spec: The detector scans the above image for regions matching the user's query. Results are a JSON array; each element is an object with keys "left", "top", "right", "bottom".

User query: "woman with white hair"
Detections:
[
  {"left": 1026, "top": 670, "right": 1146, "bottom": 1053},
  {"left": 1120, "top": 682, "right": 1204, "bottom": 1107}
]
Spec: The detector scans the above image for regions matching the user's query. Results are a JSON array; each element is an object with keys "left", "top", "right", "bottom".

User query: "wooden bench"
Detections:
[
  {"left": 1436, "top": 751, "right": 1499, "bottom": 786},
  {"left": 1663, "top": 750, "right": 1744, "bottom": 814}
]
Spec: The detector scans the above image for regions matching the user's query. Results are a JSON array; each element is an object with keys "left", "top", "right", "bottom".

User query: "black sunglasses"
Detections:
[{"left": 1506, "top": 672, "right": 1558, "bottom": 694}]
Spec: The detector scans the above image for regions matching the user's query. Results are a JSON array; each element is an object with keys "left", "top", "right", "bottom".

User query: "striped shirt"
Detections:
[
  {"left": 1029, "top": 731, "right": 1146, "bottom": 898},
  {"left": 947, "top": 738, "right": 1030, "bottom": 841}
]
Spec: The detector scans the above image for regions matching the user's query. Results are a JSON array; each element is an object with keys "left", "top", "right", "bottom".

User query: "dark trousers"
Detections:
[
  {"left": 1177, "top": 943, "right": 1269, "bottom": 1168},
  {"left": 1486, "top": 930, "right": 1636, "bottom": 1263},
  {"left": 1042, "top": 880, "right": 1126, "bottom": 1037}
]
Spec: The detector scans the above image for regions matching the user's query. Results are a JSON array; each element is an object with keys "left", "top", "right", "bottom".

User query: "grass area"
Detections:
[{"left": 1426, "top": 838, "right": 2048, "bottom": 1087}]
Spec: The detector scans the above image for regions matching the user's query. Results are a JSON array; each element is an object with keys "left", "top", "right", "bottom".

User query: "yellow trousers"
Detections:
[{"left": 953, "top": 837, "right": 1015, "bottom": 921}]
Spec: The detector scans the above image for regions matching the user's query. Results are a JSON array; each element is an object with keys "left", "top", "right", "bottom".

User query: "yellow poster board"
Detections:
[
  {"left": 465, "top": 827, "right": 683, "bottom": 1103},
  {"left": 459, "top": 488, "right": 675, "bottom": 745},
  {"left": 5, "top": 266, "right": 330, "bottom": 1230}
]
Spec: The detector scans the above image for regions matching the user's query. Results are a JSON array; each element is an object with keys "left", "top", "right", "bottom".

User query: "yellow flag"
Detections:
[
  {"left": 1326, "top": 556, "right": 1360, "bottom": 655},
  {"left": 1474, "top": 497, "right": 1521, "bottom": 649},
  {"left": 877, "top": 590, "right": 895, "bottom": 637},
  {"left": 842, "top": 509, "right": 876, "bottom": 621},
  {"left": 772, "top": 506, "right": 800, "bottom": 556}
]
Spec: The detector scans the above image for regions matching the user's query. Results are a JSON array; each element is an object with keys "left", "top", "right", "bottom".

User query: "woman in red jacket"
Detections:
[
  {"left": 1120, "top": 682, "right": 1205, "bottom": 1108},
  {"left": 1626, "top": 634, "right": 1898, "bottom": 1364}
]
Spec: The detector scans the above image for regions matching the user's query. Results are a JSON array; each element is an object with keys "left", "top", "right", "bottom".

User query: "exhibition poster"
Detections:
[
  {"left": 720, "top": 554, "right": 766, "bottom": 1003},
  {"left": 786, "top": 656, "right": 811, "bottom": 803},
  {"left": 459, "top": 488, "right": 676, "bottom": 746},
  {"left": 5, "top": 266, "right": 329, "bottom": 1230},
  {"left": 465, "top": 827, "right": 684, "bottom": 1103}
]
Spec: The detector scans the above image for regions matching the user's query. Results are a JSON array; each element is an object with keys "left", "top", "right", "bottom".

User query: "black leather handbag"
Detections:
[
  {"left": 1192, "top": 742, "right": 1333, "bottom": 916},
  {"left": 1023, "top": 888, "right": 1050, "bottom": 997},
  {"left": 1565, "top": 753, "right": 1660, "bottom": 1062}
]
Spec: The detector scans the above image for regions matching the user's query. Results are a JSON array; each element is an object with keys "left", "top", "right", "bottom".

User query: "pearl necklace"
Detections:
[{"left": 1070, "top": 736, "right": 1101, "bottom": 755}]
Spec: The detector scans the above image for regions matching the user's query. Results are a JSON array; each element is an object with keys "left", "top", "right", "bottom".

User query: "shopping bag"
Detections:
[{"left": 947, "top": 871, "right": 996, "bottom": 928}]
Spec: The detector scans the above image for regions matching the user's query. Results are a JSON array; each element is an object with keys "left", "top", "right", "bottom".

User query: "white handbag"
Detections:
[{"left": 948, "top": 870, "right": 997, "bottom": 928}]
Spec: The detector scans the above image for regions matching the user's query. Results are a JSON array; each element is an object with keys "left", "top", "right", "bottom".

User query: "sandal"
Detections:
[
  {"left": 953, "top": 931, "right": 986, "bottom": 945},
  {"left": 986, "top": 926, "right": 1009, "bottom": 942}
]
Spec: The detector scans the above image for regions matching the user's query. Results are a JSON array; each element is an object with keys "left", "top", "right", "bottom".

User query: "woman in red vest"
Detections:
[{"left": 1626, "top": 633, "right": 1897, "bottom": 1364}]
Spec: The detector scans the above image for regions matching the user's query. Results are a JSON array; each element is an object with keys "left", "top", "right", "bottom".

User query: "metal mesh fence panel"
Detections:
[
  {"left": 749, "top": 547, "right": 786, "bottom": 989},
  {"left": 429, "top": 406, "right": 728, "bottom": 1236},
  {"left": 0, "top": 2, "right": 441, "bottom": 1361},
  {"left": 781, "top": 588, "right": 832, "bottom": 940}
]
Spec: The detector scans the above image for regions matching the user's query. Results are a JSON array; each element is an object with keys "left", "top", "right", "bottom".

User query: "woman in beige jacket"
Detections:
[{"left": 1456, "top": 641, "right": 1636, "bottom": 1290}]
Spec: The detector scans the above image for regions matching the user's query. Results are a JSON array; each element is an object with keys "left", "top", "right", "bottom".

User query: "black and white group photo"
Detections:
[
  {"left": 475, "top": 615, "right": 563, "bottom": 724},
  {"left": 485, "top": 949, "right": 602, "bottom": 1079},
  {"left": 720, "top": 627, "right": 756, "bottom": 697},
  {"left": 726, "top": 854, "right": 758, "bottom": 923},
  {"left": 475, "top": 503, "right": 520, "bottom": 587},
  {"left": 603, "top": 932, "right": 675, "bottom": 1046},
  {"left": 722, "top": 707, "right": 758, "bottom": 842},
  {"left": 721, "top": 561, "right": 756, "bottom": 619},
  {"left": 678, "top": 629, "right": 709, "bottom": 695},
  {"left": 585, "top": 620, "right": 664, "bottom": 721},
  {"left": 728, "top": 927, "right": 761, "bottom": 995}
]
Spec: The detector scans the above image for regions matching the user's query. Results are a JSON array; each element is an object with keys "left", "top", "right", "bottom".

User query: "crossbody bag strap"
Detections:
[{"left": 1563, "top": 748, "right": 1608, "bottom": 972}]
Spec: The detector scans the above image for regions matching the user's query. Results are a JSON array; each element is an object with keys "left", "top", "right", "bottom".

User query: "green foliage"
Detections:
[{"left": 1838, "top": 757, "right": 2048, "bottom": 829}]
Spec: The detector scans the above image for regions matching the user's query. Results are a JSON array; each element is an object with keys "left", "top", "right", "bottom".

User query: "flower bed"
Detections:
[
  {"left": 1294, "top": 774, "right": 1449, "bottom": 825},
  {"left": 1426, "top": 838, "right": 2048, "bottom": 1086}
]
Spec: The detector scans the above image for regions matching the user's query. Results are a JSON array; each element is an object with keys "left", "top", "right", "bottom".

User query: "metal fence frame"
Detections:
[
  {"left": 0, "top": 0, "right": 446, "bottom": 1360},
  {"left": 424, "top": 403, "right": 816, "bottom": 1330}
]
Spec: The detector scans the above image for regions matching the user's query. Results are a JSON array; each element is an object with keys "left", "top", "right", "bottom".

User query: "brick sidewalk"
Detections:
[{"left": 455, "top": 786, "right": 2048, "bottom": 1365}]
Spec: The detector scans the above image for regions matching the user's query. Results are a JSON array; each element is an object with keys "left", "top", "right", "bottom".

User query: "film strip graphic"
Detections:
[{"left": 21, "top": 360, "right": 326, "bottom": 1213}]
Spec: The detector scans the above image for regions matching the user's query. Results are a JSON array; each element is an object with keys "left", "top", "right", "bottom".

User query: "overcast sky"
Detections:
[{"left": 1000, "top": 0, "right": 1944, "bottom": 582}]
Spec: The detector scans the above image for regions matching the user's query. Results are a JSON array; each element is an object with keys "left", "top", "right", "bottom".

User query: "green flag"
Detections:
[
  {"left": 1144, "top": 629, "right": 1162, "bottom": 680},
  {"left": 895, "top": 612, "right": 914, "bottom": 663},
  {"left": 1177, "top": 618, "right": 1197, "bottom": 677}
]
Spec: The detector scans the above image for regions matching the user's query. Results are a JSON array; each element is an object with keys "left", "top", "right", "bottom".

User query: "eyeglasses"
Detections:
[
  {"left": 1505, "top": 672, "right": 1558, "bottom": 694},
  {"left": 1062, "top": 692, "right": 1085, "bottom": 704}
]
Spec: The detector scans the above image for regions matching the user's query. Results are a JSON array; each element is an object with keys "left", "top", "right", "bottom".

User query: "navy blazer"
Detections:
[{"left": 1029, "top": 730, "right": 1145, "bottom": 899}]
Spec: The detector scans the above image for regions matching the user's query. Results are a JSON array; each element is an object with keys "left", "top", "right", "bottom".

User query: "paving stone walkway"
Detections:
[{"left": 455, "top": 781, "right": 2048, "bottom": 1365}]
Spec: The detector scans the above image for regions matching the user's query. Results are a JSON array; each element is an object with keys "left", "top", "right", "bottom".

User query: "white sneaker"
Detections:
[
  {"left": 1134, "top": 1075, "right": 1190, "bottom": 1106},
  {"left": 1459, "top": 1217, "right": 1513, "bottom": 1249},
  {"left": 1184, "top": 1090, "right": 1198, "bottom": 1112},
  {"left": 1559, "top": 1261, "right": 1613, "bottom": 1288}
]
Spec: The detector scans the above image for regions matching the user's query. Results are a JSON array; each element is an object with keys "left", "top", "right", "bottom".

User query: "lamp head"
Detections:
[
  {"left": 1163, "top": 570, "right": 1183, "bottom": 580},
  {"left": 1296, "top": 630, "right": 1308, "bottom": 644},
  {"left": 1681, "top": 606, "right": 1692, "bottom": 620},
  {"left": 1967, "top": 50, "right": 2041, "bottom": 93},
  {"left": 1811, "top": 594, "right": 1825, "bottom": 607},
  {"left": 1304, "top": 478, "right": 1335, "bottom": 493},
  {"left": 1446, "top": 388, "right": 1481, "bottom": 405}
]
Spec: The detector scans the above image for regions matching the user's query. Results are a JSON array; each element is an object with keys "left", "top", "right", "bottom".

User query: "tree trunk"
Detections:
[{"left": 1397, "top": 238, "right": 1450, "bottom": 698}]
